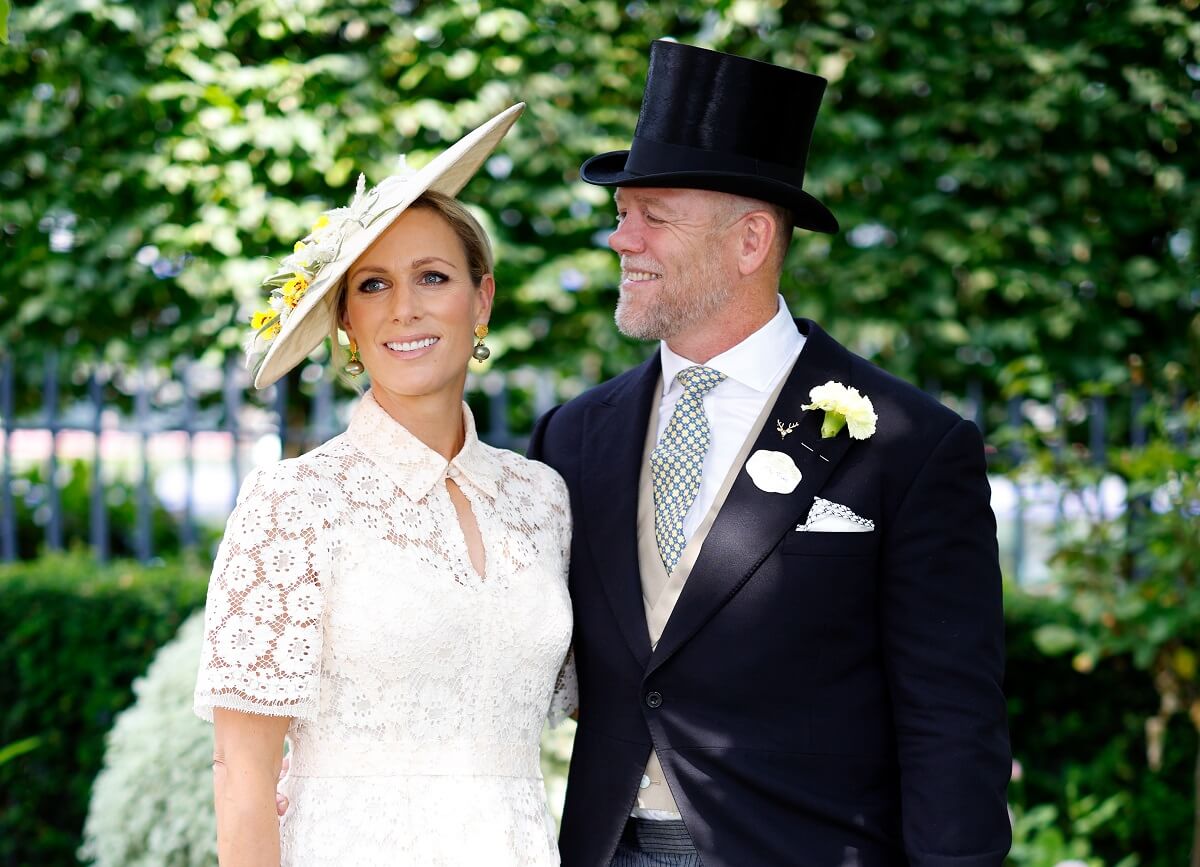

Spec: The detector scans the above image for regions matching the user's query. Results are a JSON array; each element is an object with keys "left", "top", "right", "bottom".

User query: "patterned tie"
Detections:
[{"left": 650, "top": 365, "right": 726, "bottom": 574}]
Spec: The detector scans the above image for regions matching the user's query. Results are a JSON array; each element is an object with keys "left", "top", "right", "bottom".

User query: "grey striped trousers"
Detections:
[{"left": 608, "top": 818, "right": 703, "bottom": 867}]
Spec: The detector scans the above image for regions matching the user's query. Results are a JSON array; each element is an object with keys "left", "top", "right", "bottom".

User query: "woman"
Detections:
[{"left": 193, "top": 104, "right": 576, "bottom": 866}]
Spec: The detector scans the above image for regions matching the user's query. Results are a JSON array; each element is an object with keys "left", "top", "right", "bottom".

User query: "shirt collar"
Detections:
[
  {"left": 345, "top": 390, "right": 500, "bottom": 502},
  {"left": 658, "top": 295, "right": 803, "bottom": 394}
]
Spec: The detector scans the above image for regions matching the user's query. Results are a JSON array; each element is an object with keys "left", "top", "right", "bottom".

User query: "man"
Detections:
[{"left": 527, "top": 41, "right": 1011, "bottom": 867}]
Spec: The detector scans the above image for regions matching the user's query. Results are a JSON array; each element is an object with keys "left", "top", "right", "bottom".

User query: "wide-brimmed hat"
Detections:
[
  {"left": 248, "top": 102, "right": 525, "bottom": 389},
  {"left": 580, "top": 41, "right": 838, "bottom": 234}
]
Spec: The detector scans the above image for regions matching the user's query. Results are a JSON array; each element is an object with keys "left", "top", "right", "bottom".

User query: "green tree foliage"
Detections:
[{"left": 0, "top": 0, "right": 1195, "bottom": 408}]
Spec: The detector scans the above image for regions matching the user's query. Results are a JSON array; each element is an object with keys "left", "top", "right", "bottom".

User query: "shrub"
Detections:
[
  {"left": 1006, "top": 397, "right": 1200, "bottom": 865},
  {"left": 0, "top": 553, "right": 208, "bottom": 866},
  {"left": 8, "top": 459, "right": 196, "bottom": 561},
  {"left": 1007, "top": 589, "right": 1194, "bottom": 865},
  {"left": 79, "top": 610, "right": 217, "bottom": 867}
]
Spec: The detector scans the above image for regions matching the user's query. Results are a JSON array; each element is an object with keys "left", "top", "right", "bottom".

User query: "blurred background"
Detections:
[{"left": 0, "top": 0, "right": 1196, "bottom": 865}]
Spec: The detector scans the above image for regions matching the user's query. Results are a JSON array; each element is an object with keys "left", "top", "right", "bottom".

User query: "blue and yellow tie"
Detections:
[{"left": 650, "top": 366, "right": 726, "bottom": 574}]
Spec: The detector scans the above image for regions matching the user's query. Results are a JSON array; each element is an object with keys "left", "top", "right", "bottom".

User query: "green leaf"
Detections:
[
  {"left": 0, "top": 736, "right": 41, "bottom": 767},
  {"left": 1033, "top": 624, "right": 1079, "bottom": 656},
  {"left": 0, "top": 0, "right": 8, "bottom": 45}
]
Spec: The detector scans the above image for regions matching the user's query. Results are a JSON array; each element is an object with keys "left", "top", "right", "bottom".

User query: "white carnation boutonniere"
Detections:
[{"left": 801, "top": 381, "right": 878, "bottom": 440}]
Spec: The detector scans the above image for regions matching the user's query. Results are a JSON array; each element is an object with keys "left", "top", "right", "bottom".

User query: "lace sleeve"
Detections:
[
  {"left": 193, "top": 462, "right": 331, "bottom": 723},
  {"left": 548, "top": 645, "right": 578, "bottom": 728},
  {"left": 547, "top": 472, "right": 577, "bottom": 727}
]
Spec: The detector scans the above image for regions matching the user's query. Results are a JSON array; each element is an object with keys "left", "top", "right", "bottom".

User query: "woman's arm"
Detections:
[{"left": 212, "top": 708, "right": 290, "bottom": 867}]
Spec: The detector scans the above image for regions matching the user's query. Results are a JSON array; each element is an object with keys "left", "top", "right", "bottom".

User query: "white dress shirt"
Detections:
[{"left": 655, "top": 295, "right": 805, "bottom": 544}]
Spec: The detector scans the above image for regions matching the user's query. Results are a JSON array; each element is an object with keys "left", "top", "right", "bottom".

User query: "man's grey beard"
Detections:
[{"left": 613, "top": 257, "right": 734, "bottom": 342}]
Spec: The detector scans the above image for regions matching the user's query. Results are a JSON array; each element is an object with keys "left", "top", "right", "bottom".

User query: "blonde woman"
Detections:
[{"left": 194, "top": 104, "right": 576, "bottom": 866}]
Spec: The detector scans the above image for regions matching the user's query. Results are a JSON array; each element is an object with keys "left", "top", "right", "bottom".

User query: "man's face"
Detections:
[{"left": 608, "top": 187, "right": 738, "bottom": 342}]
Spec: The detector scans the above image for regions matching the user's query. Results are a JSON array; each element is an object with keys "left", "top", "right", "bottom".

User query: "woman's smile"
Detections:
[{"left": 382, "top": 335, "right": 441, "bottom": 358}]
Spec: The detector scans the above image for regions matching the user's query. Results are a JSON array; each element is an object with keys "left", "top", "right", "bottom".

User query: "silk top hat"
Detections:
[
  {"left": 247, "top": 103, "right": 525, "bottom": 389},
  {"left": 580, "top": 41, "right": 838, "bottom": 234}
]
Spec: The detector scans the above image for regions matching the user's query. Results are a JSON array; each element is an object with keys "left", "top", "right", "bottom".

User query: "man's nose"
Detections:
[{"left": 608, "top": 217, "right": 643, "bottom": 255}]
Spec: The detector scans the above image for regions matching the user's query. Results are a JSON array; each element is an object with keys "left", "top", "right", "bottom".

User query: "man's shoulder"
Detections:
[
  {"left": 823, "top": 333, "right": 966, "bottom": 447},
  {"left": 545, "top": 356, "right": 657, "bottom": 429},
  {"left": 849, "top": 354, "right": 957, "bottom": 421}
]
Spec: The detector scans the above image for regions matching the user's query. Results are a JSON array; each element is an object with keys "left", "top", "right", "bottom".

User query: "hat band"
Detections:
[{"left": 623, "top": 136, "right": 807, "bottom": 186}]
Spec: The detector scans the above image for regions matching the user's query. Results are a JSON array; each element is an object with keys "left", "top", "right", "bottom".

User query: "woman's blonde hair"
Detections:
[{"left": 327, "top": 191, "right": 495, "bottom": 388}]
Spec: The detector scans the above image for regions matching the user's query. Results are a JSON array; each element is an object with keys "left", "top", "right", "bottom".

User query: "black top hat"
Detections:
[{"left": 580, "top": 40, "right": 839, "bottom": 234}]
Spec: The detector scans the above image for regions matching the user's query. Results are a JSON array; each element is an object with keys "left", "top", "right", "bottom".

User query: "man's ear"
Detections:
[{"left": 735, "top": 211, "right": 777, "bottom": 277}]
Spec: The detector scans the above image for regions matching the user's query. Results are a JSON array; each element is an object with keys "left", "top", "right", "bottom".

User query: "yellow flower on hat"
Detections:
[
  {"left": 249, "top": 216, "right": 334, "bottom": 357},
  {"left": 250, "top": 310, "right": 275, "bottom": 330},
  {"left": 802, "top": 381, "right": 877, "bottom": 440},
  {"left": 250, "top": 310, "right": 282, "bottom": 343},
  {"left": 280, "top": 274, "right": 309, "bottom": 309}
]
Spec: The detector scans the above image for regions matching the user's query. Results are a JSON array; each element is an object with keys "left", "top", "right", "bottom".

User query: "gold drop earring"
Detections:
[
  {"left": 344, "top": 339, "right": 365, "bottom": 376},
  {"left": 471, "top": 324, "right": 491, "bottom": 362}
]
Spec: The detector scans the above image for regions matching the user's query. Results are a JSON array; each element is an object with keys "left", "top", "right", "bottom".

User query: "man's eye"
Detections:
[
  {"left": 645, "top": 213, "right": 664, "bottom": 224},
  {"left": 419, "top": 271, "right": 448, "bottom": 285}
]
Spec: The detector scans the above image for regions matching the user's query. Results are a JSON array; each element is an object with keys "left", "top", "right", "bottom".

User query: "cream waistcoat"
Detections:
[{"left": 633, "top": 368, "right": 793, "bottom": 817}]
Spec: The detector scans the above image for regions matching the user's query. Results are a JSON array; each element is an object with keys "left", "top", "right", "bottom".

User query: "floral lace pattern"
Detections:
[{"left": 194, "top": 392, "right": 575, "bottom": 866}]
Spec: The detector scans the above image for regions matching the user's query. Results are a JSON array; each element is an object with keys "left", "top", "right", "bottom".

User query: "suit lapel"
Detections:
[
  {"left": 646, "top": 320, "right": 857, "bottom": 677},
  {"left": 582, "top": 355, "right": 660, "bottom": 668}
]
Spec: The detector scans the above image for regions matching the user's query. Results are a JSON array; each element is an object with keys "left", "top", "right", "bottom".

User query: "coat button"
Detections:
[{"left": 645, "top": 691, "right": 663, "bottom": 709}]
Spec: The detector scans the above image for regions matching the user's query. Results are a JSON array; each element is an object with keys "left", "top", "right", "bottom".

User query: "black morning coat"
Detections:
[{"left": 527, "top": 319, "right": 1012, "bottom": 867}]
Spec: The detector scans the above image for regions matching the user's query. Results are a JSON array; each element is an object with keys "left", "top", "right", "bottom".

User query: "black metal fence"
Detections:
[
  {"left": 0, "top": 351, "right": 565, "bottom": 564},
  {"left": 0, "top": 351, "right": 1177, "bottom": 584}
]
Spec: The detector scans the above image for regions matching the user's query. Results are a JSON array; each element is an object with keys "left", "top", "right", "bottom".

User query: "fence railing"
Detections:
[
  {"left": 0, "top": 352, "right": 1180, "bottom": 584},
  {"left": 0, "top": 351, "right": 568, "bottom": 563}
]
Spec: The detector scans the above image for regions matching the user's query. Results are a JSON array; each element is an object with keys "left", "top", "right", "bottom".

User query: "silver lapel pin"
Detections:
[{"left": 776, "top": 419, "right": 800, "bottom": 439}]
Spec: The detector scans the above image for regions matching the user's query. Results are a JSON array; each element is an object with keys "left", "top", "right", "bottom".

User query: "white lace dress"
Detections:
[{"left": 194, "top": 391, "right": 576, "bottom": 866}]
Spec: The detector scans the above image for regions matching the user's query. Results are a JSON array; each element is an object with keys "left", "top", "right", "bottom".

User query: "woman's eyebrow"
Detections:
[
  {"left": 410, "top": 257, "right": 456, "bottom": 269},
  {"left": 349, "top": 257, "right": 459, "bottom": 282},
  {"left": 347, "top": 264, "right": 389, "bottom": 282}
]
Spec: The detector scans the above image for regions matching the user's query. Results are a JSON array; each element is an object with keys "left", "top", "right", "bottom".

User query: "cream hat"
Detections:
[{"left": 248, "top": 102, "right": 525, "bottom": 389}]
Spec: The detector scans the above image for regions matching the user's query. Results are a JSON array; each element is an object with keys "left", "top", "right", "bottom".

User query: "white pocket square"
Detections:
[{"left": 795, "top": 497, "right": 875, "bottom": 533}]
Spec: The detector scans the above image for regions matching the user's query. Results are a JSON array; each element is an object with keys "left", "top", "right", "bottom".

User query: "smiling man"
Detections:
[{"left": 528, "top": 40, "right": 1012, "bottom": 867}]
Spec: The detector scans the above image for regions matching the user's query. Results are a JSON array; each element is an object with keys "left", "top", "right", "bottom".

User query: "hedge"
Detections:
[{"left": 0, "top": 553, "right": 208, "bottom": 866}]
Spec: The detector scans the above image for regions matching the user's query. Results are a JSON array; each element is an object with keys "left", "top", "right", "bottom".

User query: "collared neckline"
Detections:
[
  {"left": 345, "top": 389, "right": 499, "bottom": 502},
  {"left": 658, "top": 294, "right": 804, "bottom": 394}
]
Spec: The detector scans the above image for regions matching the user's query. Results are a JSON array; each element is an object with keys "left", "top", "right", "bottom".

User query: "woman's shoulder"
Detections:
[
  {"left": 481, "top": 442, "right": 569, "bottom": 499},
  {"left": 235, "top": 436, "right": 351, "bottom": 508}
]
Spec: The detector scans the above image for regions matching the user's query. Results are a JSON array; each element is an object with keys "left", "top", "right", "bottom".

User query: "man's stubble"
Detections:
[{"left": 613, "top": 232, "right": 735, "bottom": 343}]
